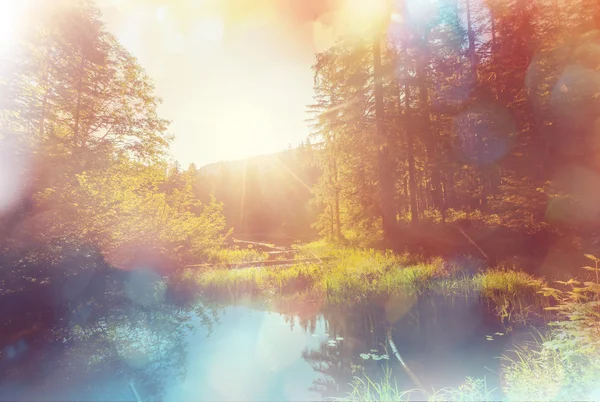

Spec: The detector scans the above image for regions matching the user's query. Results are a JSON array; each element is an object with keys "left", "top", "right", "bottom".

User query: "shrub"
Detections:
[{"left": 502, "top": 254, "right": 600, "bottom": 400}]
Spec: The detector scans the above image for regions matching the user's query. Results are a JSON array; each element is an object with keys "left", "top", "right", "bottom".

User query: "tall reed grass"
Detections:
[
  {"left": 176, "top": 242, "right": 547, "bottom": 321},
  {"left": 501, "top": 254, "right": 600, "bottom": 400}
]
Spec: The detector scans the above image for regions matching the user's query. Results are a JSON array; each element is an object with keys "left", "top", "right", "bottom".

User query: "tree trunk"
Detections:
[
  {"left": 332, "top": 152, "right": 342, "bottom": 240},
  {"left": 416, "top": 52, "right": 442, "bottom": 215},
  {"left": 466, "top": 0, "right": 478, "bottom": 83},
  {"left": 373, "top": 34, "right": 396, "bottom": 241},
  {"left": 403, "top": 81, "right": 419, "bottom": 226},
  {"left": 490, "top": 10, "right": 501, "bottom": 100},
  {"left": 393, "top": 39, "right": 419, "bottom": 227},
  {"left": 447, "top": 168, "right": 456, "bottom": 209},
  {"left": 37, "top": 42, "right": 54, "bottom": 140},
  {"left": 73, "top": 50, "right": 86, "bottom": 145},
  {"left": 329, "top": 92, "right": 343, "bottom": 241},
  {"left": 329, "top": 203, "right": 334, "bottom": 241}
]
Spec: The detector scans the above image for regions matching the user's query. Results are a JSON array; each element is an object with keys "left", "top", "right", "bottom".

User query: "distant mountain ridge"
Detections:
[
  {"left": 198, "top": 149, "right": 293, "bottom": 176},
  {"left": 193, "top": 145, "right": 321, "bottom": 242}
]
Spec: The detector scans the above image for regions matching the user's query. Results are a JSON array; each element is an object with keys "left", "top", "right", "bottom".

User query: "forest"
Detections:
[{"left": 2, "top": 0, "right": 600, "bottom": 401}]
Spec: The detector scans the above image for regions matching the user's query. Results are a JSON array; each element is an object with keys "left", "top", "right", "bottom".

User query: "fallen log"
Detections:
[
  {"left": 184, "top": 257, "right": 329, "bottom": 270},
  {"left": 231, "top": 239, "right": 287, "bottom": 251}
]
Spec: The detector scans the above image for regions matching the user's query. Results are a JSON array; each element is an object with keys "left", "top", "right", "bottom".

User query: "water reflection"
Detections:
[
  {"left": 1, "top": 290, "right": 522, "bottom": 401},
  {"left": 164, "top": 307, "right": 324, "bottom": 401},
  {"left": 293, "top": 295, "right": 510, "bottom": 400},
  {"left": 0, "top": 285, "right": 221, "bottom": 402}
]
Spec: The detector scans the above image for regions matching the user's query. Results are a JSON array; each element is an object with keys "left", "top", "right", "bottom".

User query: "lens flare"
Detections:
[{"left": 0, "top": 0, "right": 27, "bottom": 55}]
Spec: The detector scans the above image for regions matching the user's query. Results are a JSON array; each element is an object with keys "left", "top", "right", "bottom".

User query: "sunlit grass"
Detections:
[
  {"left": 181, "top": 263, "right": 322, "bottom": 297},
  {"left": 176, "top": 242, "right": 548, "bottom": 320},
  {"left": 292, "top": 239, "right": 341, "bottom": 260},
  {"left": 345, "top": 369, "right": 494, "bottom": 402},
  {"left": 343, "top": 367, "right": 415, "bottom": 402},
  {"left": 477, "top": 269, "right": 544, "bottom": 299},
  {"left": 502, "top": 331, "right": 570, "bottom": 401},
  {"left": 501, "top": 256, "right": 600, "bottom": 401},
  {"left": 208, "top": 248, "right": 269, "bottom": 265},
  {"left": 502, "top": 328, "right": 600, "bottom": 401}
]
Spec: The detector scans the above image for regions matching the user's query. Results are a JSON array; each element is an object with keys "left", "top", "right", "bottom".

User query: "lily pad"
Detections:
[{"left": 360, "top": 353, "right": 371, "bottom": 360}]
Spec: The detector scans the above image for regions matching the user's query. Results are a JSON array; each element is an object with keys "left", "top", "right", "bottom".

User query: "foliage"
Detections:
[
  {"left": 502, "top": 254, "right": 600, "bottom": 401},
  {"left": 0, "top": 0, "right": 228, "bottom": 274},
  {"left": 208, "top": 247, "right": 269, "bottom": 265},
  {"left": 307, "top": 0, "right": 600, "bottom": 261}
]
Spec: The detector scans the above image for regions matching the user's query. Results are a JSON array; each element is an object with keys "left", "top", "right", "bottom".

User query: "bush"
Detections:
[{"left": 502, "top": 255, "right": 600, "bottom": 400}]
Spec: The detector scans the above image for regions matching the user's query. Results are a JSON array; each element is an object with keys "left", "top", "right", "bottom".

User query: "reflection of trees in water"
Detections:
[
  {"left": 294, "top": 295, "right": 505, "bottom": 399},
  {"left": 294, "top": 303, "right": 390, "bottom": 399},
  {"left": 64, "top": 299, "right": 220, "bottom": 401},
  {"left": 1, "top": 265, "right": 221, "bottom": 402},
  {"left": 302, "top": 342, "right": 356, "bottom": 397}
]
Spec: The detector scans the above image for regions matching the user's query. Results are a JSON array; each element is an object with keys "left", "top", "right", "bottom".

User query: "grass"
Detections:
[
  {"left": 342, "top": 254, "right": 600, "bottom": 402},
  {"left": 207, "top": 247, "right": 269, "bottom": 265},
  {"left": 501, "top": 255, "right": 600, "bottom": 401},
  {"left": 476, "top": 269, "right": 548, "bottom": 323},
  {"left": 344, "top": 369, "right": 494, "bottom": 402},
  {"left": 174, "top": 242, "right": 548, "bottom": 320},
  {"left": 501, "top": 328, "right": 600, "bottom": 401},
  {"left": 179, "top": 262, "right": 322, "bottom": 297},
  {"left": 343, "top": 367, "right": 416, "bottom": 402}
]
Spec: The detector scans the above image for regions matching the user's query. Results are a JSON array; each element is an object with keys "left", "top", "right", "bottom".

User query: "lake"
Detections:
[{"left": 0, "top": 293, "right": 531, "bottom": 401}]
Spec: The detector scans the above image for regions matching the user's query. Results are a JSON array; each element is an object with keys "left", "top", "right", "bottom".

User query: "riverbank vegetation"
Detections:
[
  {"left": 339, "top": 256, "right": 600, "bottom": 401},
  {"left": 177, "top": 242, "right": 547, "bottom": 323}
]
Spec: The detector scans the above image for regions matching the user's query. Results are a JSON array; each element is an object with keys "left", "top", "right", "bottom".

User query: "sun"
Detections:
[
  {"left": 0, "top": 0, "right": 27, "bottom": 54},
  {"left": 345, "top": 0, "right": 389, "bottom": 21},
  {"left": 336, "top": 0, "right": 392, "bottom": 38},
  {"left": 190, "top": 16, "right": 224, "bottom": 50}
]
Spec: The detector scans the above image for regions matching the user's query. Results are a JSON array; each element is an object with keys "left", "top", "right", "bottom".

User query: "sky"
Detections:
[{"left": 96, "top": 0, "right": 343, "bottom": 167}]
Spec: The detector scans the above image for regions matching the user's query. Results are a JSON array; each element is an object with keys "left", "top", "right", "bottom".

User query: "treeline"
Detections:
[
  {"left": 0, "top": 0, "right": 227, "bottom": 288},
  {"left": 193, "top": 145, "right": 320, "bottom": 243},
  {"left": 308, "top": 0, "right": 600, "bottom": 264}
]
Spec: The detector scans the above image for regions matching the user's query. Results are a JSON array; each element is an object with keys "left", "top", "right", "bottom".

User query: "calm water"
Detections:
[{"left": 0, "top": 294, "right": 525, "bottom": 401}]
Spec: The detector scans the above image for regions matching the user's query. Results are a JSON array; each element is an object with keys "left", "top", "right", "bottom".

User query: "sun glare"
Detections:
[
  {"left": 337, "top": 0, "right": 391, "bottom": 37},
  {"left": 0, "top": 0, "right": 26, "bottom": 54},
  {"left": 345, "top": 0, "right": 389, "bottom": 20},
  {"left": 190, "top": 16, "right": 224, "bottom": 50}
]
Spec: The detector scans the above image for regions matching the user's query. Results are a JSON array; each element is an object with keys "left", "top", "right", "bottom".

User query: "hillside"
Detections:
[{"left": 194, "top": 145, "right": 321, "bottom": 243}]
